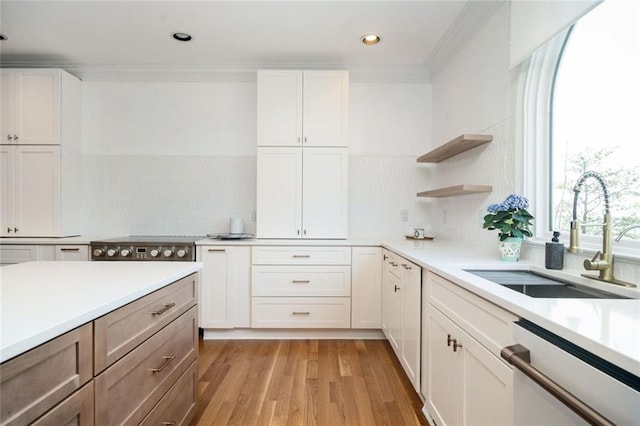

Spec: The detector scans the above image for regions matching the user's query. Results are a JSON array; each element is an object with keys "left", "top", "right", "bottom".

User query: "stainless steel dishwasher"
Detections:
[{"left": 502, "top": 319, "right": 639, "bottom": 425}]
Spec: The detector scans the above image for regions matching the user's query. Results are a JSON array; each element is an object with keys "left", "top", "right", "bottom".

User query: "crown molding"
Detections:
[
  {"left": 425, "top": 0, "right": 506, "bottom": 79},
  {"left": 0, "top": 61, "right": 430, "bottom": 83}
]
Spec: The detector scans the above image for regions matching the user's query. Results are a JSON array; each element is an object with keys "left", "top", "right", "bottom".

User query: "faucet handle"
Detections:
[{"left": 584, "top": 251, "right": 609, "bottom": 271}]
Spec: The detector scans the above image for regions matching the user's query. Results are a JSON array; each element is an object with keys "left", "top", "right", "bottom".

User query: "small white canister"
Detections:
[{"left": 230, "top": 217, "right": 244, "bottom": 234}]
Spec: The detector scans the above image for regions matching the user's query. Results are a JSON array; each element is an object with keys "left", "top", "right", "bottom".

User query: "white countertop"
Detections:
[
  {"left": 195, "top": 237, "right": 386, "bottom": 246},
  {"left": 0, "top": 235, "right": 102, "bottom": 245},
  {"left": 0, "top": 261, "right": 202, "bottom": 363},
  {"left": 380, "top": 238, "right": 640, "bottom": 377}
]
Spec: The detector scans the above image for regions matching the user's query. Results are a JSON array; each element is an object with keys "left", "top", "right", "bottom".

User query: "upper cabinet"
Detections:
[
  {"left": 0, "top": 69, "right": 82, "bottom": 237},
  {"left": 257, "top": 70, "right": 349, "bottom": 147},
  {"left": 0, "top": 69, "right": 68, "bottom": 145}
]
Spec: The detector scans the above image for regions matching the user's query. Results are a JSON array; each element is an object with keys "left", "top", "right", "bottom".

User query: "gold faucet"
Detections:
[{"left": 568, "top": 172, "right": 636, "bottom": 288}]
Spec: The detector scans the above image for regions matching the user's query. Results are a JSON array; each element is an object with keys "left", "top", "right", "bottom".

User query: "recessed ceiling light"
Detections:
[
  {"left": 360, "top": 34, "right": 381, "bottom": 46},
  {"left": 0, "top": 34, "right": 7, "bottom": 41},
  {"left": 172, "top": 32, "right": 192, "bottom": 42}
]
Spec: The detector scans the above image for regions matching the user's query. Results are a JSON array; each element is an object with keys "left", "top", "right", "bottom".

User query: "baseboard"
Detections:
[{"left": 201, "top": 328, "right": 385, "bottom": 340}]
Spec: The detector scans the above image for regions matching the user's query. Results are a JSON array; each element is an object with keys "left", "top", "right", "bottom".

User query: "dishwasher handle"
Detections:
[{"left": 501, "top": 344, "right": 614, "bottom": 426}]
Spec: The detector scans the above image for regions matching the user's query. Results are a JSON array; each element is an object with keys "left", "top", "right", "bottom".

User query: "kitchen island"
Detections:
[{"left": 0, "top": 261, "right": 202, "bottom": 425}]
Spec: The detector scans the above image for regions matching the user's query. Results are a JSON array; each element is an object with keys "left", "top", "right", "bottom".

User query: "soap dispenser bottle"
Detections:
[{"left": 545, "top": 231, "right": 564, "bottom": 270}]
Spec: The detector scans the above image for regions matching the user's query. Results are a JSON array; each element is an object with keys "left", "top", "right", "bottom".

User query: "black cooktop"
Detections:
[{"left": 91, "top": 236, "right": 205, "bottom": 244}]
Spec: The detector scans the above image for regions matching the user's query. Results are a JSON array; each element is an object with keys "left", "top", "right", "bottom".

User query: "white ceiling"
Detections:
[{"left": 0, "top": 1, "right": 497, "bottom": 78}]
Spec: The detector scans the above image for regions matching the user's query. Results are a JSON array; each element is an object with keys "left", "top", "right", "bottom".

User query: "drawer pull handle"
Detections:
[
  {"left": 394, "top": 285, "right": 400, "bottom": 292},
  {"left": 292, "top": 280, "right": 311, "bottom": 284},
  {"left": 401, "top": 263, "right": 412, "bottom": 270},
  {"left": 161, "top": 422, "right": 176, "bottom": 426},
  {"left": 60, "top": 248, "right": 81, "bottom": 252},
  {"left": 389, "top": 262, "right": 398, "bottom": 266},
  {"left": 383, "top": 254, "right": 389, "bottom": 260},
  {"left": 152, "top": 302, "right": 176, "bottom": 316},
  {"left": 208, "top": 248, "right": 226, "bottom": 252},
  {"left": 452, "top": 340, "right": 462, "bottom": 352},
  {"left": 447, "top": 334, "right": 453, "bottom": 347},
  {"left": 150, "top": 355, "right": 175, "bottom": 373},
  {"left": 292, "top": 255, "right": 311, "bottom": 258},
  {"left": 292, "top": 311, "right": 310, "bottom": 315}
]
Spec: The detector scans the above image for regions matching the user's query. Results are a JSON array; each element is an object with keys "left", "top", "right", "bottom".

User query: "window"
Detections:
[{"left": 525, "top": 0, "right": 640, "bottom": 253}]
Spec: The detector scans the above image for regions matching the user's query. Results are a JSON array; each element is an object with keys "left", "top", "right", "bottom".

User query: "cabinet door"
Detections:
[
  {"left": 0, "top": 70, "right": 12, "bottom": 142},
  {"left": 257, "top": 70, "right": 303, "bottom": 147},
  {"left": 256, "top": 147, "right": 303, "bottom": 239},
  {"left": 302, "top": 147, "right": 348, "bottom": 238},
  {"left": 380, "top": 250, "right": 394, "bottom": 336},
  {"left": 460, "top": 328, "right": 513, "bottom": 425},
  {"left": 302, "top": 71, "right": 348, "bottom": 147},
  {"left": 401, "top": 260, "right": 421, "bottom": 392},
  {"left": 427, "top": 307, "right": 462, "bottom": 426},
  {"left": 387, "top": 272, "right": 402, "bottom": 354},
  {"left": 351, "top": 247, "right": 382, "bottom": 329},
  {"left": 0, "top": 146, "right": 14, "bottom": 236},
  {"left": 198, "top": 246, "right": 251, "bottom": 328},
  {"left": 14, "top": 145, "right": 60, "bottom": 236},
  {"left": 13, "top": 69, "right": 61, "bottom": 145}
]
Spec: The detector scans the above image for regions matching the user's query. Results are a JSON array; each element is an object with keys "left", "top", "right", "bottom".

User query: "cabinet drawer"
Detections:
[
  {"left": 94, "top": 273, "right": 198, "bottom": 373},
  {"left": 252, "top": 265, "right": 351, "bottom": 297},
  {"left": 54, "top": 245, "right": 89, "bottom": 261},
  {"left": 252, "top": 297, "right": 351, "bottom": 328},
  {"left": 427, "top": 272, "right": 517, "bottom": 356},
  {"left": 31, "top": 381, "right": 94, "bottom": 426},
  {"left": 0, "top": 323, "right": 92, "bottom": 426},
  {"left": 252, "top": 246, "right": 351, "bottom": 265},
  {"left": 140, "top": 360, "right": 197, "bottom": 426},
  {"left": 94, "top": 306, "right": 198, "bottom": 426}
]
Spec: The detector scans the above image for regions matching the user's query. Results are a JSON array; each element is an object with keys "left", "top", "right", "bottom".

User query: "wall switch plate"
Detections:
[{"left": 401, "top": 209, "right": 408, "bottom": 222}]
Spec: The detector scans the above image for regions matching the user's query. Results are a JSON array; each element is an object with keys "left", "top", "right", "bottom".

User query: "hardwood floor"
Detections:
[{"left": 193, "top": 339, "right": 429, "bottom": 426}]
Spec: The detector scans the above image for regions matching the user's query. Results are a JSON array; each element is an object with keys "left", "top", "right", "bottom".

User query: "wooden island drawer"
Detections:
[
  {"left": 0, "top": 323, "right": 92, "bottom": 426},
  {"left": 252, "top": 297, "right": 351, "bottom": 328},
  {"left": 139, "top": 361, "right": 197, "bottom": 426},
  {"left": 31, "top": 382, "right": 94, "bottom": 426},
  {"left": 252, "top": 265, "right": 351, "bottom": 297},
  {"left": 94, "top": 273, "right": 197, "bottom": 373},
  {"left": 94, "top": 306, "right": 198, "bottom": 426},
  {"left": 252, "top": 246, "right": 351, "bottom": 265}
]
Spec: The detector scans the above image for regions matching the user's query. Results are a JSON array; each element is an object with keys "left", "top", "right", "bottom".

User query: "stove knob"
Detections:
[
  {"left": 93, "top": 248, "right": 105, "bottom": 257},
  {"left": 121, "top": 248, "right": 132, "bottom": 257},
  {"left": 150, "top": 248, "right": 161, "bottom": 258},
  {"left": 106, "top": 247, "right": 119, "bottom": 257},
  {"left": 176, "top": 248, "right": 188, "bottom": 258},
  {"left": 163, "top": 248, "right": 175, "bottom": 258}
]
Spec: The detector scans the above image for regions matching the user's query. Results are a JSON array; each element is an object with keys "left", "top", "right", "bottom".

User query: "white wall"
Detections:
[
  {"left": 428, "top": 2, "right": 512, "bottom": 254},
  {"left": 79, "top": 76, "right": 432, "bottom": 238}
]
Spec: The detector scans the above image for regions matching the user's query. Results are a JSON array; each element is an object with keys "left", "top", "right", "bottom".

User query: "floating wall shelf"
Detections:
[
  {"left": 416, "top": 134, "right": 493, "bottom": 163},
  {"left": 417, "top": 184, "right": 493, "bottom": 198}
]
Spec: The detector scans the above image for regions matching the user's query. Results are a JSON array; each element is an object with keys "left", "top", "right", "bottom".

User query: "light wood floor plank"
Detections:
[{"left": 192, "top": 339, "right": 428, "bottom": 426}]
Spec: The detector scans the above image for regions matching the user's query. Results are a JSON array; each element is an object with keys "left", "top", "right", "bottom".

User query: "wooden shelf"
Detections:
[
  {"left": 416, "top": 134, "right": 493, "bottom": 163},
  {"left": 417, "top": 184, "right": 493, "bottom": 198}
]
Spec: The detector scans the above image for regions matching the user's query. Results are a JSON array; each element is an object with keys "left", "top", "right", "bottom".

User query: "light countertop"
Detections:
[
  {"left": 0, "top": 261, "right": 202, "bottom": 363},
  {"left": 380, "top": 238, "right": 640, "bottom": 377},
  {"left": 195, "top": 237, "right": 386, "bottom": 246}
]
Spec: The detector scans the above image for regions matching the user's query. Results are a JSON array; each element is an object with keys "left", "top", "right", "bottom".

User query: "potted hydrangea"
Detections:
[{"left": 483, "top": 194, "right": 534, "bottom": 261}]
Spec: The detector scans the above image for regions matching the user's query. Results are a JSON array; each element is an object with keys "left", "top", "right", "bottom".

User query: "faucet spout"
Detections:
[{"left": 569, "top": 171, "right": 611, "bottom": 253}]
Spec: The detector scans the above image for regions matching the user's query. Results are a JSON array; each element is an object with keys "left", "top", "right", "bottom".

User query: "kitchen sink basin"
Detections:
[{"left": 464, "top": 270, "right": 631, "bottom": 299}]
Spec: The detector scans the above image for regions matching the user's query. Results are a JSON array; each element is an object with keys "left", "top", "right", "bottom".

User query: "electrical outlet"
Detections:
[
  {"left": 251, "top": 209, "right": 257, "bottom": 222},
  {"left": 400, "top": 209, "right": 409, "bottom": 222}
]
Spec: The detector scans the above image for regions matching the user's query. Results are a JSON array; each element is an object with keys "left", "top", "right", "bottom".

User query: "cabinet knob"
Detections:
[
  {"left": 13, "top": 227, "right": 18, "bottom": 233},
  {"left": 7, "top": 227, "right": 11, "bottom": 233},
  {"left": 7, "top": 134, "right": 12, "bottom": 140},
  {"left": 304, "top": 136, "right": 308, "bottom": 143},
  {"left": 297, "top": 136, "right": 301, "bottom": 143},
  {"left": 13, "top": 134, "right": 18, "bottom": 141}
]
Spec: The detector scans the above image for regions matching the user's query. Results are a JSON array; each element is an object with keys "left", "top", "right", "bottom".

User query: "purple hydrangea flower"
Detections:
[{"left": 486, "top": 194, "right": 530, "bottom": 213}]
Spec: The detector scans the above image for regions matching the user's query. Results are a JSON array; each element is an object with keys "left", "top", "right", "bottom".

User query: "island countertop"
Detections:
[{"left": 0, "top": 261, "right": 202, "bottom": 363}]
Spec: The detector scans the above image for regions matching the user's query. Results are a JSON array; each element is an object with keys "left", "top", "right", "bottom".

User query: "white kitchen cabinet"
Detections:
[
  {"left": 197, "top": 246, "right": 251, "bottom": 329},
  {"left": 0, "top": 69, "right": 65, "bottom": 145},
  {"left": 257, "top": 70, "right": 348, "bottom": 147},
  {"left": 381, "top": 249, "right": 421, "bottom": 392},
  {"left": 0, "top": 68, "right": 82, "bottom": 237},
  {"left": 0, "top": 244, "right": 54, "bottom": 265},
  {"left": 256, "top": 146, "right": 348, "bottom": 239},
  {"left": 351, "top": 247, "right": 382, "bottom": 329},
  {"left": 424, "top": 271, "right": 516, "bottom": 426},
  {"left": 251, "top": 246, "right": 352, "bottom": 329},
  {"left": 54, "top": 245, "right": 89, "bottom": 261}
]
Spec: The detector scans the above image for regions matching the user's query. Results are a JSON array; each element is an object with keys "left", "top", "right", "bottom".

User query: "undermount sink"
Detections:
[{"left": 464, "top": 269, "right": 631, "bottom": 299}]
